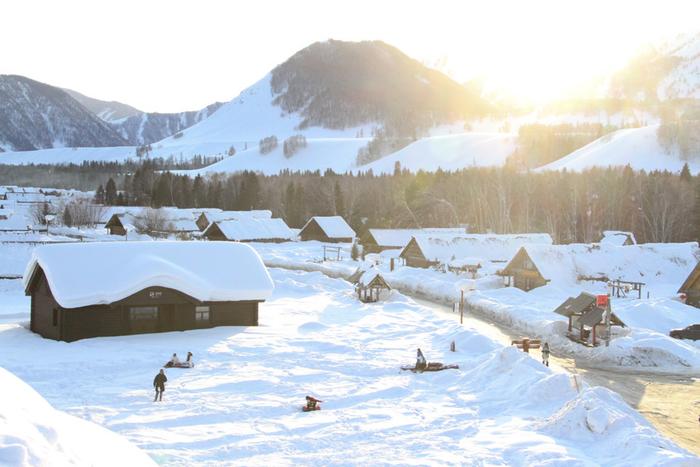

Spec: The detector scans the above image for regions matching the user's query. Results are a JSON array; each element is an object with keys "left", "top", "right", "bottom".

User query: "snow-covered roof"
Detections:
[
  {"left": 207, "top": 218, "right": 294, "bottom": 241},
  {"left": 24, "top": 241, "right": 274, "bottom": 308},
  {"left": 203, "top": 210, "right": 272, "bottom": 223},
  {"left": 303, "top": 216, "right": 355, "bottom": 239},
  {"left": 406, "top": 233, "right": 553, "bottom": 264},
  {"left": 368, "top": 228, "right": 466, "bottom": 248},
  {"left": 513, "top": 242, "right": 699, "bottom": 286},
  {"left": 109, "top": 208, "right": 201, "bottom": 233},
  {"left": 600, "top": 231, "right": 636, "bottom": 246}
]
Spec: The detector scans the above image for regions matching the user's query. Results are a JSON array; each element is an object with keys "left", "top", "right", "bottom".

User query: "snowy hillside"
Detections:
[
  {"left": 0, "top": 75, "right": 126, "bottom": 152},
  {"left": 0, "top": 367, "right": 155, "bottom": 466},
  {"left": 64, "top": 88, "right": 142, "bottom": 122},
  {"left": 538, "top": 125, "right": 700, "bottom": 173},
  {"left": 658, "top": 32, "right": 700, "bottom": 100}
]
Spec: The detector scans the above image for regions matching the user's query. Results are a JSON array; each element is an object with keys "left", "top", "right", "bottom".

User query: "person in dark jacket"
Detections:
[
  {"left": 153, "top": 369, "right": 167, "bottom": 402},
  {"left": 416, "top": 348, "right": 427, "bottom": 372},
  {"left": 541, "top": 342, "right": 550, "bottom": 367}
]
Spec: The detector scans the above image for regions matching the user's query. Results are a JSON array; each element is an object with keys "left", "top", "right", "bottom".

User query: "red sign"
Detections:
[{"left": 596, "top": 295, "right": 609, "bottom": 307}]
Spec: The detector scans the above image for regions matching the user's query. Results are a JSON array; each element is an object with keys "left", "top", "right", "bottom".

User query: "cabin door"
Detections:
[{"left": 129, "top": 306, "right": 160, "bottom": 334}]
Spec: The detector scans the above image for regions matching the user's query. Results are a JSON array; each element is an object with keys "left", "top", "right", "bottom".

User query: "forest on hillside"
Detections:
[{"left": 4, "top": 160, "right": 695, "bottom": 245}]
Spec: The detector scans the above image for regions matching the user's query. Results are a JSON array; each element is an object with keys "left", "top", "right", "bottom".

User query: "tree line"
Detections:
[{"left": 93, "top": 162, "right": 700, "bottom": 245}]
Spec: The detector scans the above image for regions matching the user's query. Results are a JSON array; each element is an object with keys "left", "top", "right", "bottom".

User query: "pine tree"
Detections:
[
  {"left": 63, "top": 205, "right": 73, "bottom": 227},
  {"left": 680, "top": 162, "right": 692, "bottom": 182},
  {"left": 105, "top": 178, "right": 117, "bottom": 205},
  {"left": 95, "top": 184, "right": 105, "bottom": 204},
  {"left": 334, "top": 181, "right": 345, "bottom": 216}
]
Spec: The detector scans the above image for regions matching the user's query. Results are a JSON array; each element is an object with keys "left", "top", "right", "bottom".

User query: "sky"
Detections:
[{"left": 2, "top": 0, "right": 698, "bottom": 112}]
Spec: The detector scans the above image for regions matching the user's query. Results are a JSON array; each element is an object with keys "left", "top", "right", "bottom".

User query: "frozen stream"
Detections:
[{"left": 413, "top": 297, "right": 700, "bottom": 456}]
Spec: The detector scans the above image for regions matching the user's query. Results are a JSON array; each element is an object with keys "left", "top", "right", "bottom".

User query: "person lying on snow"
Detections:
[
  {"left": 304, "top": 395, "right": 322, "bottom": 411},
  {"left": 153, "top": 369, "right": 167, "bottom": 402},
  {"left": 164, "top": 353, "right": 180, "bottom": 368}
]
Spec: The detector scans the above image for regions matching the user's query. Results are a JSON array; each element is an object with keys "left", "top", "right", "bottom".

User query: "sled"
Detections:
[
  {"left": 302, "top": 405, "right": 321, "bottom": 412},
  {"left": 164, "top": 361, "right": 194, "bottom": 368},
  {"left": 401, "top": 362, "right": 459, "bottom": 373}
]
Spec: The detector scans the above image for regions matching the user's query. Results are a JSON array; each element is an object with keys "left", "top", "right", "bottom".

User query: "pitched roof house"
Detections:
[
  {"left": 299, "top": 216, "right": 355, "bottom": 243},
  {"left": 24, "top": 241, "right": 274, "bottom": 342}
]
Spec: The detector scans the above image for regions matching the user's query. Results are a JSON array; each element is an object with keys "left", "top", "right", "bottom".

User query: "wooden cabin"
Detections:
[
  {"left": 399, "top": 236, "right": 438, "bottom": 268},
  {"left": 202, "top": 218, "right": 293, "bottom": 243},
  {"left": 553, "top": 292, "right": 625, "bottom": 346},
  {"left": 497, "top": 247, "right": 550, "bottom": 291},
  {"left": 355, "top": 268, "right": 391, "bottom": 303},
  {"left": 104, "top": 208, "right": 200, "bottom": 237},
  {"left": 105, "top": 213, "right": 129, "bottom": 235},
  {"left": 24, "top": 241, "right": 274, "bottom": 342},
  {"left": 299, "top": 216, "right": 355, "bottom": 243},
  {"left": 678, "top": 262, "right": 700, "bottom": 307}
]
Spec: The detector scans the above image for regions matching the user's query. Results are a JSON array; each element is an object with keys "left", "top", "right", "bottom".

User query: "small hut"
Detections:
[
  {"left": 553, "top": 292, "right": 625, "bottom": 346},
  {"left": 498, "top": 246, "right": 553, "bottom": 291},
  {"left": 356, "top": 268, "right": 391, "bottom": 303},
  {"left": 678, "top": 262, "right": 700, "bottom": 307},
  {"left": 363, "top": 228, "right": 465, "bottom": 254},
  {"left": 299, "top": 216, "right": 355, "bottom": 243}
]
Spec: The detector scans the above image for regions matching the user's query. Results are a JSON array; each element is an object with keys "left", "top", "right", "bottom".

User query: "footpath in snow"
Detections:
[
  {"left": 0, "top": 268, "right": 696, "bottom": 465},
  {"left": 253, "top": 241, "right": 700, "bottom": 373}
]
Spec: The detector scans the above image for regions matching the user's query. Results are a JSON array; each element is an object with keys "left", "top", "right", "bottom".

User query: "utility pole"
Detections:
[{"left": 460, "top": 289, "right": 464, "bottom": 324}]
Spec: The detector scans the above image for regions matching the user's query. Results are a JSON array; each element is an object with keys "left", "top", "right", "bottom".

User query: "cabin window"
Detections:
[
  {"left": 52, "top": 308, "right": 58, "bottom": 326},
  {"left": 195, "top": 306, "right": 210, "bottom": 323},
  {"left": 129, "top": 306, "right": 159, "bottom": 320}
]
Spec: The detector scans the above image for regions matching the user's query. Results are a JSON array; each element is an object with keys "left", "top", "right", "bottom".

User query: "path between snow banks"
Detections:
[
  {"left": 255, "top": 242, "right": 700, "bottom": 374},
  {"left": 0, "top": 268, "right": 695, "bottom": 465}
]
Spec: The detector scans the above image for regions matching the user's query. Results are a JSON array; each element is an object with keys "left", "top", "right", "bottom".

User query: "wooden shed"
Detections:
[
  {"left": 355, "top": 268, "right": 391, "bottom": 303},
  {"left": 678, "top": 262, "right": 700, "bottom": 307},
  {"left": 363, "top": 228, "right": 465, "bottom": 254},
  {"left": 202, "top": 218, "right": 293, "bottom": 243},
  {"left": 24, "top": 241, "right": 274, "bottom": 342},
  {"left": 553, "top": 292, "right": 625, "bottom": 346},
  {"left": 497, "top": 247, "right": 550, "bottom": 291},
  {"left": 299, "top": 216, "right": 355, "bottom": 243},
  {"left": 195, "top": 210, "right": 272, "bottom": 232}
]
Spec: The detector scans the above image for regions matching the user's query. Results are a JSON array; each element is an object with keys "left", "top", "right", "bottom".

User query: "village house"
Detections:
[
  {"left": 399, "top": 233, "right": 553, "bottom": 270},
  {"left": 362, "top": 228, "right": 466, "bottom": 254},
  {"left": 678, "top": 262, "right": 700, "bottom": 307},
  {"left": 202, "top": 217, "right": 294, "bottom": 243},
  {"left": 299, "top": 216, "right": 355, "bottom": 243},
  {"left": 104, "top": 207, "right": 201, "bottom": 237},
  {"left": 195, "top": 210, "right": 272, "bottom": 231},
  {"left": 24, "top": 241, "right": 274, "bottom": 342}
]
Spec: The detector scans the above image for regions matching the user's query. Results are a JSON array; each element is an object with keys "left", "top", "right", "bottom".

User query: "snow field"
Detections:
[{"left": 0, "top": 268, "right": 695, "bottom": 465}]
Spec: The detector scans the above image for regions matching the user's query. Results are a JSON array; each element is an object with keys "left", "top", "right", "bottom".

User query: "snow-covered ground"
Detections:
[
  {"left": 252, "top": 241, "right": 700, "bottom": 373},
  {"left": 0, "top": 366, "right": 155, "bottom": 466},
  {"left": 0, "top": 268, "right": 696, "bottom": 465}
]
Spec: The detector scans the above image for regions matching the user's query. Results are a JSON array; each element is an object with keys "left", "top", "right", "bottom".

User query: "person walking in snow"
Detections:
[
  {"left": 153, "top": 369, "right": 167, "bottom": 402},
  {"left": 416, "top": 348, "right": 427, "bottom": 372},
  {"left": 541, "top": 342, "right": 550, "bottom": 367}
]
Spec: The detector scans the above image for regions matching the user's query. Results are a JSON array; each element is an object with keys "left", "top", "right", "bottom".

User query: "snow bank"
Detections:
[
  {"left": 24, "top": 241, "right": 274, "bottom": 308},
  {"left": 0, "top": 367, "right": 155, "bottom": 466}
]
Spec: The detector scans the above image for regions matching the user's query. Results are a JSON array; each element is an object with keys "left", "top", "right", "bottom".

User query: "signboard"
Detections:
[{"left": 596, "top": 294, "right": 609, "bottom": 307}]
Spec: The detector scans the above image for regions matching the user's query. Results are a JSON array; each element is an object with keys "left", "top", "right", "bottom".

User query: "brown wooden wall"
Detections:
[{"left": 29, "top": 276, "right": 262, "bottom": 342}]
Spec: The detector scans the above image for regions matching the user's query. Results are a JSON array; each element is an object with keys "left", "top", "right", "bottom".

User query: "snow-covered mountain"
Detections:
[
  {"left": 0, "top": 75, "right": 126, "bottom": 152},
  {"left": 63, "top": 88, "right": 142, "bottom": 122},
  {"left": 65, "top": 87, "right": 223, "bottom": 145}
]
